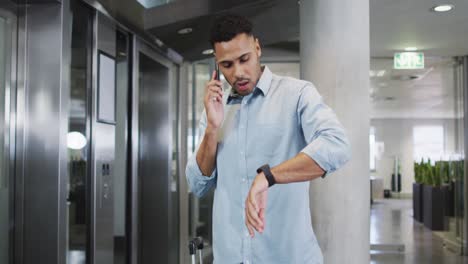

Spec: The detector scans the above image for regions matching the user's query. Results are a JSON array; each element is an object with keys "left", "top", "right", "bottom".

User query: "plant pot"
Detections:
[
  {"left": 443, "top": 182, "right": 455, "bottom": 217},
  {"left": 454, "top": 180, "right": 464, "bottom": 218},
  {"left": 392, "top": 173, "right": 402, "bottom": 192},
  {"left": 413, "top": 183, "right": 424, "bottom": 222},
  {"left": 423, "top": 185, "right": 445, "bottom": 230}
]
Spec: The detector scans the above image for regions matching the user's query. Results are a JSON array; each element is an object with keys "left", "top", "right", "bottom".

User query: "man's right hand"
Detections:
[{"left": 204, "top": 70, "right": 224, "bottom": 131}]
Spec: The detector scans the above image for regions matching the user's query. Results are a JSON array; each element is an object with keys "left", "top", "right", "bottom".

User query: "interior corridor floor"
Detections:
[{"left": 370, "top": 198, "right": 468, "bottom": 264}]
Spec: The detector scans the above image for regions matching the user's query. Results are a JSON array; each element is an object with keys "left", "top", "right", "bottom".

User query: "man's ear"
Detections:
[{"left": 255, "top": 38, "right": 262, "bottom": 57}]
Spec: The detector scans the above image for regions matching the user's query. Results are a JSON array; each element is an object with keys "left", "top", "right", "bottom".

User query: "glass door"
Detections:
[
  {"left": 0, "top": 3, "right": 16, "bottom": 264},
  {"left": 67, "top": 2, "right": 93, "bottom": 263}
]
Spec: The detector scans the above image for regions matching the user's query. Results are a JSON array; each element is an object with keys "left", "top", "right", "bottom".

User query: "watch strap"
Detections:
[{"left": 257, "top": 164, "right": 276, "bottom": 187}]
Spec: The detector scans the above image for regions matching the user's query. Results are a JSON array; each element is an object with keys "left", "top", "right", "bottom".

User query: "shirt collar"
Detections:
[
  {"left": 227, "top": 65, "right": 272, "bottom": 104},
  {"left": 255, "top": 65, "right": 272, "bottom": 96}
]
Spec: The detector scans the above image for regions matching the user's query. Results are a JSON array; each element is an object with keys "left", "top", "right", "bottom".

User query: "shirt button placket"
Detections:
[{"left": 240, "top": 97, "right": 253, "bottom": 263}]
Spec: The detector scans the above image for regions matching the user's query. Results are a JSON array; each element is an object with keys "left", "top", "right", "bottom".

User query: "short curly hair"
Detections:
[{"left": 210, "top": 13, "right": 254, "bottom": 47}]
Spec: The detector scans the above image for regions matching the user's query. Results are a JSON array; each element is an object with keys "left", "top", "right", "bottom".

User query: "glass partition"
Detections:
[
  {"left": 0, "top": 7, "right": 14, "bottom": 264},
  {"left": 188, "top": 61, "right": 213, "bottom": 261},
  {"left": 67, "top": 2, "right": 93, "bottom": 263}
]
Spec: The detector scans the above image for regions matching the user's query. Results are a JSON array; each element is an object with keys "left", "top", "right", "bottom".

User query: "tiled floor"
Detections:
[{"left": 370, "top": 198, "right": 468, "bottom": 264}]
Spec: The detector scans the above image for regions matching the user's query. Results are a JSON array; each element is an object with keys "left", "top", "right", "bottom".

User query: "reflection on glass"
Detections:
[
  {"left": 368, "top": 57, "right": 465, "bottom": 252},
  {"left": 0, "top": 14, "right": 10, "bottom": 264},
  {"left": 135, "top": 0, "right": 175, "bottom": 9},
  {"left": 67, "top": 3, "right": 92, "bottom": 264},
  {"left": 67, "top": 132, "right": 87, "bottom": 150},
  {"left": 451, "top": 57, "right": 465, "bottom": 252},
  {"left": 188, "top": 62, "right": 214, "bottom": 261},
  {"left": 114, "top": 30, "right": 129, "bottom": 264},
  {"left": 171, "top": 63, "right": 180, "bottom": 264}
]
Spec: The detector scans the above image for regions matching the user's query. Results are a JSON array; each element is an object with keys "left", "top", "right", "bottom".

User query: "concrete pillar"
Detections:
[{"left": 300, "top": 0, "right": 370, "bottom": 263}]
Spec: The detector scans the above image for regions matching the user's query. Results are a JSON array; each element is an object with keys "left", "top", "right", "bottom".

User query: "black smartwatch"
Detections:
[{"left": 257, "top": 164, "right": 276, "bottom": 187}]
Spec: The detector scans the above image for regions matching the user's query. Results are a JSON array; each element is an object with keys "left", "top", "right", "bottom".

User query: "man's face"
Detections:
[{"left": 214, "top": 33, "right": 262, "bottom": 96}]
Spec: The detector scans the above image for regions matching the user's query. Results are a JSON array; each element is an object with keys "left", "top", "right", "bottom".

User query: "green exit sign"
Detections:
[{"left": 394, "top": 52, "right": 424, "bottom": 69}]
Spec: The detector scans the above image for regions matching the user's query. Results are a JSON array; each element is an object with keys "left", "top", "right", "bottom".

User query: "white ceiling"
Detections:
[
  {"left": 142, "top": 0, "right": 468, "bottom": 119},
  {"left": 370, "top": 0, "right": 468, "bottom": 57},
  {"left": 259, "top": 0, "right": 468, "bottom": 119},
  {"left": 369, "top": 0, "right": 467, "bottom": 119},
  {"left": 370, "top": 57, "right": 460, "bottom": 119}
]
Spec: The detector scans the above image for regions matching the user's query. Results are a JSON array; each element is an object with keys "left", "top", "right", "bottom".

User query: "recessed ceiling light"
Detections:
[
  {"left": 177, "top": 27, "right": 193, "bottom": 35},
  {"left": 369, "top": 70, "right": 386, "bottom": 77},
  {"left": 405, "top": 47, "right": 418, "bottom": 51},
  {"left": 154, "top": 38, "right": 164, "bottom": 47},
  {"left": 432, "top": 4, "right": 454, "bottom": 12},
  {"left": 202, "top": 49, "right": 214, "bottom": 55}
]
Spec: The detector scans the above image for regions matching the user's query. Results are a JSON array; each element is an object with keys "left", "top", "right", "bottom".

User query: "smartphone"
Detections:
[{"left": 215, "top": 61, "right": 220, "bottom": 81}]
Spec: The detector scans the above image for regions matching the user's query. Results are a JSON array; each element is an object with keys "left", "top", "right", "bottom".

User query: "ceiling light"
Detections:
[
  {"left": 404, "top": 47, "right": 418, "bottom": 51},
  {"left": 202, "top": 49, "right": 214, "bottom": 55},
  {"left": 67, "top": 132, "right": 87, "bottom": 150},
  {"left": 177, "top": 27, "right": 193, "bottom": 35},
  {"left": 154, "top": 38, "right": 164, "bottom": 47},
  {"left": 432, "top": 4, "right": 454, "bottom": 12}
]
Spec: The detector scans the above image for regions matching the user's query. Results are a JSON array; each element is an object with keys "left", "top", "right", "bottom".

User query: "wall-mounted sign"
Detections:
[
  {"left": 394, "top": 52, "right": 424, "bottom": 69},
  {"left": 98, "top": 51, "right": 116, "bottom": 124}
]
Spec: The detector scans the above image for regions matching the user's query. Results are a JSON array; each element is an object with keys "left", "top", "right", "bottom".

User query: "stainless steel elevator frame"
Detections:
[{"left": 3, "top": 0, "right": 188, "bottom": 263}]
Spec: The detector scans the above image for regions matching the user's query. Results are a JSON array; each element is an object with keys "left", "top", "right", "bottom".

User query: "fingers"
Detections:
[
  {"left": 205, "top": 88, "right": 223, "bottom": 102},
  {"left": 207, "top": 80, "right": 223, "bottom": 92},
  {"left": 208, "top": 70, "right": 222, "bottom": 89},
  {"left": 211, "top": 69, "right": 221, "bottom": 81},
  {"left": 245, "top": 195, "right": 264, "bottom": 234},
  {"left": 205, "top": 76, "right": 223, "bottom": 103},
  {"left": 247, "top": 201, "right": 262, "bottom": 230},
  {"left": 207, "top": 85, "right": 223, "bottom": 98},
  {"left": 211, "top": 70, "right": 216, "bottom": 81},
  {"left": 245, "top": 220, "right": 255, "bottom": 238},
  {"left": 259, "top": 208, "right": 265, "bottom": 223}
]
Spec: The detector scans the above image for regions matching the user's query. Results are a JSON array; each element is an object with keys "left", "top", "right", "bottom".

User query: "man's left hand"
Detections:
[{"left": 245, "top": 172, "right": 269, "bottom": 237}]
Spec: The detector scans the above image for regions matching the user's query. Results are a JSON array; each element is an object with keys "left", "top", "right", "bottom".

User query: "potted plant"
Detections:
[
  {"left": 441, "top": 161, "right": 455, "bottom": 217},
  {"left": 423, "top": 159, "right": 445, "bottom": 230},
  {"left": 413, "top": 159, "right": 424, "bottom": 222},
  {"left": 454, "top": 160, "right": 464, "bottom": 218}
]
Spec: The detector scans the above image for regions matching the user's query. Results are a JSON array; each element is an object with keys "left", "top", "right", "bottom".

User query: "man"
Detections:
[{"left": 186, "top": 14, "right": 350, "bottom": 264}]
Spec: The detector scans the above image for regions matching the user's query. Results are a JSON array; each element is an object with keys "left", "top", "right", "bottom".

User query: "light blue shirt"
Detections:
[{"left": 186, "top": 66, "right": 350, "bottom": 264}]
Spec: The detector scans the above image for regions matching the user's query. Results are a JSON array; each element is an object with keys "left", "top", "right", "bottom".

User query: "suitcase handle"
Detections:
[{"left": 189, "top": 237, "right": 204, "bottom": 264}]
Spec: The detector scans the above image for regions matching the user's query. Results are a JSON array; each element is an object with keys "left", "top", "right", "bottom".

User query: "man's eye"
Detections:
[
  {"left": 240, "top": 57, "right": 249, "bottom": 62},
  {"left": 222, "top": 63, "right": 232, "bottom": 68}
]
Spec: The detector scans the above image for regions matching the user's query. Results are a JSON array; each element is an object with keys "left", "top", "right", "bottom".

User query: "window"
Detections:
[{"left": 413, "top": 126, "right": 444, "bottom": 163}]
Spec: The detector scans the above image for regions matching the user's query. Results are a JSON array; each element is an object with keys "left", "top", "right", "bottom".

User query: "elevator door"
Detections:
[
  {"left": 92, "top": 13, "right": 131, "bottom": 264},
  {"left": 131, "top": 38, "right": 179, "bottom": 264},
  {"left": 68, "top": 4, "right": 131, "bottom": 264}
]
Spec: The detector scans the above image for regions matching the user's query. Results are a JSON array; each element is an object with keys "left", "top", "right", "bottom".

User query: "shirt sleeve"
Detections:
[
  {"left": 185, "top": 110, "right": 217, "bottom": 197},
  {"left": 297, "top": 83, "right": 351, "bottom": 175}
]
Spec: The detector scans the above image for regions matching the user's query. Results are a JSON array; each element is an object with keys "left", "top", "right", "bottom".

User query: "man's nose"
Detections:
[{"left": 233, "top": 64, "right": 244, "bottom": 79}]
